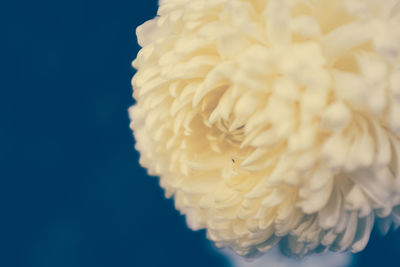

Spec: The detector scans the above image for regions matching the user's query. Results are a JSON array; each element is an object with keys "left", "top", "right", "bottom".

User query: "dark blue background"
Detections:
[{"left": 1, "top": 0, "right": 400, "bottom": 266}]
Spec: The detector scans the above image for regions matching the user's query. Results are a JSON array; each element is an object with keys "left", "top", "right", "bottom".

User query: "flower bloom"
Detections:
[{"left": 130, "top": 0, "right": 400, "bottom": 257}]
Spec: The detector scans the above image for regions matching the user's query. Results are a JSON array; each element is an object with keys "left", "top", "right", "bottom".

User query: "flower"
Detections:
[{"left": 129, "top": 0, "right": 400, "bottom": 257}]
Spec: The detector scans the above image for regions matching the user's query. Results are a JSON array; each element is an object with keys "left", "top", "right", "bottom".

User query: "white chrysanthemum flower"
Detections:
[{"left": 130, "top": 0, "right": 400, "bottom": 257}]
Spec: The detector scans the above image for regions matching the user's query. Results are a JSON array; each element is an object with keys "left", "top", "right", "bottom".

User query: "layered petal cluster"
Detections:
[{"left": 130, "top": 0, "right": 400, "bottom": 257}]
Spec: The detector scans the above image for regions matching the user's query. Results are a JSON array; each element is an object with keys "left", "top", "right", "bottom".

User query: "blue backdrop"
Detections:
[{"left": 2, "top": 0, "right": 400, "bottom": 266}]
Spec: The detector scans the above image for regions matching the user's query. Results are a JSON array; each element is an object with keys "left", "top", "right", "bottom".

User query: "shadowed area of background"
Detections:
[{"left": 1, "top": 0, "right": 399, "bottom": 266}]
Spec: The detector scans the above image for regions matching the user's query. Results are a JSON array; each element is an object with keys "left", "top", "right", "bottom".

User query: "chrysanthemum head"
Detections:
[{"left": 130, "top": 0, "right": 400, "bottom": 257}]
